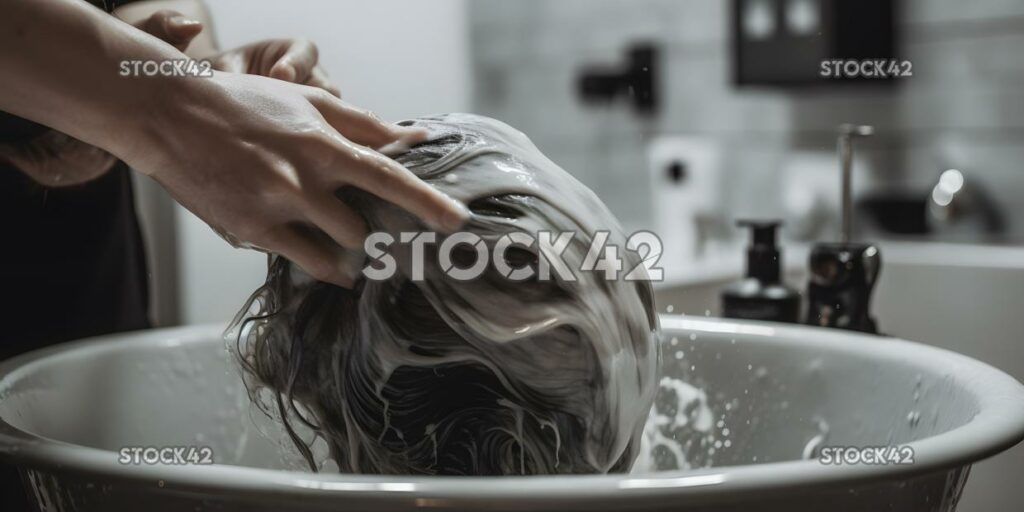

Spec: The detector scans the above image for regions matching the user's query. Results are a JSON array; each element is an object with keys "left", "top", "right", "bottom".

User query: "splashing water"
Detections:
[{"left": 633, "top": 377, "right": 716, "bottom": 473}]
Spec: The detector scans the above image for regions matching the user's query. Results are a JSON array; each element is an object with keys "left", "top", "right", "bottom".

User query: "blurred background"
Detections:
[
  {"left": 135, "top": 0, "right": 1024, "bottom": 325},
  {"left": 125, "top": 1, "right": 1022, "bottom": 509}
]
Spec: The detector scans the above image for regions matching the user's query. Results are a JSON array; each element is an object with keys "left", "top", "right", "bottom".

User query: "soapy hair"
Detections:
[{"left": 229, "top": 114, "right": 659, "bottom": 475}]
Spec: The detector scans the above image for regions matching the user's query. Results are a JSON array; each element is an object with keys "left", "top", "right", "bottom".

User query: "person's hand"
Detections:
[
  {"left": 132, "top": 9, "right": 204, "bottom": 52},
  {"left": 131, "top": 14, "right": 444, "bottom": 288},
  {"left": 123, "top": 71, "right": 467, "bottom": 287},
  {"left": 0, "top": 10, "right": 201, "bottom": 187},
  {"left": 209, "top": 39, "right": 340, "bottom": 97}
]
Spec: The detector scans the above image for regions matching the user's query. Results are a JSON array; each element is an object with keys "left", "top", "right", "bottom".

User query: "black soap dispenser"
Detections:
[
  {"left": 722, "top": 220, "right": 801, "bottom": 323},
  {"left": 805, "top": 124, "right": 882, "bottom": 334}
]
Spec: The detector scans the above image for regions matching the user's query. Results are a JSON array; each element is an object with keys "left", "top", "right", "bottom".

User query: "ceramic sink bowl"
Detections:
[{"left": 1, "top": 316, "right": 1023, "bottom": 511}]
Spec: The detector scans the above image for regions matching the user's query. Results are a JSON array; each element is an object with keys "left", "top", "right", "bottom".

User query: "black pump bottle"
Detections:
[{"left": 721, "top": 220, "right": 801, "bottom": 323}]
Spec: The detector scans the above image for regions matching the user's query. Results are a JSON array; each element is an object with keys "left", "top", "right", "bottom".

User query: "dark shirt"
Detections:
[
  {"left": 0, "top": 0, "right": 150, "bottom": 359},
  {"left": 0, "top": 162, "right": 150, "bottom": 358}
]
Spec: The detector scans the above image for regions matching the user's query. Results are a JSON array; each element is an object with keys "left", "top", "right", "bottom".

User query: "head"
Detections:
[{"left": 230, "top": 114, "right": 659, "bottom": 475}]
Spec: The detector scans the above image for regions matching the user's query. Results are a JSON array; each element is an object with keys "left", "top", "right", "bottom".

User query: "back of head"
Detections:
[{"left": 230, "top": 113, "right": 660, "bottom": 475}]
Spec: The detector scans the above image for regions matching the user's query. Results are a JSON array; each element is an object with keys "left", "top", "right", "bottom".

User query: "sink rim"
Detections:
[{"left": 1, "top": 317, "right": 1022, "bottom": 506}]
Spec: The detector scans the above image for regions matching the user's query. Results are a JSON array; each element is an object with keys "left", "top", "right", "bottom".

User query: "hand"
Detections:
[
  {"left": 0, "top": 10, "right": 201, "bottom": 187},
  {"left": 132, "top": 9, "right": 203, "bottom": 52},
  {"left": 132, "top": 14, "right": 445, "bottom": 288},
  {"left": 125, "top": 71, "right": 468, "bottom": 287},
  {"left": 209, "top": 39, "right": 340, "bottom": 97}
]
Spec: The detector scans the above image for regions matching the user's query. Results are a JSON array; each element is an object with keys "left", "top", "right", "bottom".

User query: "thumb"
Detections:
[{"left": 136, "top": 10, "right": 203, "bottom": 52}]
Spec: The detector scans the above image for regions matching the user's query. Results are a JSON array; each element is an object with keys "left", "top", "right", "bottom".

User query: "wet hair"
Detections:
[{"left": 229, "top": 114, "right": 659, "bottom": 475}]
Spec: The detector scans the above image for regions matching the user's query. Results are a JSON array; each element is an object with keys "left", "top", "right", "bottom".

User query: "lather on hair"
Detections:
[{"left": 229, "top": 114, "right": 660, "bottom": 475}]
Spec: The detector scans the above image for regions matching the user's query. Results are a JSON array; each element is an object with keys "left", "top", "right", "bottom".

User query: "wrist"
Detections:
[{"left": 113, "top": 70, "right": 218, "bottom": 174}]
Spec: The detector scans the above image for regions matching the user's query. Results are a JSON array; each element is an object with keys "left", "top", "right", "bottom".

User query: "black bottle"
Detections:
[{"left": 722, "top": 220, "right": 801, "bottom": 323}]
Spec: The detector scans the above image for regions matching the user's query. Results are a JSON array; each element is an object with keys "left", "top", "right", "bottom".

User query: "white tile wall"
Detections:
[{"left": 468, "top": 0, "right": 1024, "bottom": 241}]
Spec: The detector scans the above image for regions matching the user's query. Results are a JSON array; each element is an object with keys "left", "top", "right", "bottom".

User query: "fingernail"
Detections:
[
  {"left": 169, "top": 15, "right": 201, "bottom": 28},
  {"left": 272, "top": 63, "right": 296, "bottom": 81},
  {"left": 439, "top": 198, "right": 471, "bottom": 233},
  {"left": 399, "top": 126, "right": 430, "bottom": 145},
  {"left": 376, "top": 128, "right": 429, "bottom": 157}
]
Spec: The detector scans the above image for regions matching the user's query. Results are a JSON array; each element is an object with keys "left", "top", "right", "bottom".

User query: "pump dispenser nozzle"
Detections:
[
  {"left": 737, "top": 220, "right": 782, "bottom": 284},
  {"left": 721, "top": 220, "right": 800, "bottom": 324}
]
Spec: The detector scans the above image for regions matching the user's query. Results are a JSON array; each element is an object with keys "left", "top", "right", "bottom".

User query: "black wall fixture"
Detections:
[
  {"left": 732, "top": 0, "right": 898, "bottom": 87},
  {"left": 577, "top": 43, "right": 659, "bottom": 115}
]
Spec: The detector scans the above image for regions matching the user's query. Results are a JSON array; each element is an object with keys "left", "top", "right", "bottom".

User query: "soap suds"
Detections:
[
  {"left": 633, "top": 377, "right": 716, "bottom": 473},
  {"left": 228, "top": 114, "right": 660, "bottom": 475}
]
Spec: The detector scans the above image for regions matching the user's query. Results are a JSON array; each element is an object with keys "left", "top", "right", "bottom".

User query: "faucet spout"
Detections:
[{"left": 836, "top": 124, "right": 874, "bottom": 243}]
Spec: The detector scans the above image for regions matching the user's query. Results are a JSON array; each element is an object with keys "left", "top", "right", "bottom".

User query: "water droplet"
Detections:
[{"left": 907, "top": 410, "right": 921, "bottom": 428}]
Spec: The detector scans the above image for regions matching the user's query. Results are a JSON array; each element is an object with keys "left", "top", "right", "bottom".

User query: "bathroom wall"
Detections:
[
  {"left": 146, "top": 0, "right": 472, "bottom": 325},
  {"left": 151, "top": 0, "right": 1024, "bottom": 323},
  {"left": 466, "top": 0, "right": 1024, "bottom": 240}
]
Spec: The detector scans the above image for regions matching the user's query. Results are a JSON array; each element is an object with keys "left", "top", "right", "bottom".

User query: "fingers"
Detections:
[
  {"left": 302, "top": 191, "right": 368, "bottom": 249},
  {"left": 265, "top": 224, "right": 354, "bottom": 288},
  {"left": 323, "top": 136, "right": 469, "bottom": 233},
  {"left": 270, "top": 39, "right": 318, "bottom": 84},
  {"left": 308, "top": 92, "right": 422, "bottom": 149},
  {"left": 306, "top": 66, "right": 341, "bottom": 97},
  {"left": 136, "top": 10, "right": 203, "bottom": 52},
  {"left": 306, "top": 95, "right": 466, "bottom": 231}
]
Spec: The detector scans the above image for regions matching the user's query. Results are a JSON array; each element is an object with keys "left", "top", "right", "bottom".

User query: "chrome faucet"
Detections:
[
  {"left": 804, "top": 124, "right": 881, "bottom": 334},
  {"left": 836, "top": 124, "right": 873, "bottom": 243}
]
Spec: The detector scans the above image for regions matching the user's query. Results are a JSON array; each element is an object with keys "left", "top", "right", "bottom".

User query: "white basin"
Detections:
[
  {"left": 656, "top": 240, "right": 1024, "bottom": 510},
  {"left": 1, "top": 318, "right": 1023, "bottom": 511}
]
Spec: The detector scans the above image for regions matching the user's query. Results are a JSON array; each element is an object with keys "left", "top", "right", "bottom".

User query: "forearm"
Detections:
[{"left": 0, "top": 0, "right": 188, "bottom": 161}]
